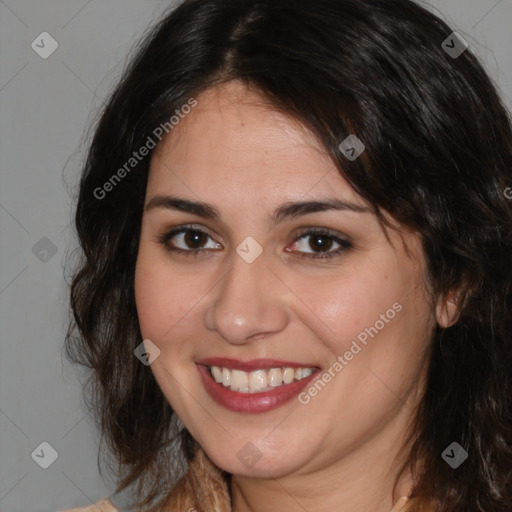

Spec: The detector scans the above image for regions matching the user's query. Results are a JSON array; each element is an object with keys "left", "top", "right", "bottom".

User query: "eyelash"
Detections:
[{"left": 157, "top": 225, "right": 352, "bottom": 260}]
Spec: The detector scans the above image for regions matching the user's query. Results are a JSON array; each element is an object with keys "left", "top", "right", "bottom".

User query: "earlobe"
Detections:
[{"left": 435, "top": 290, "right": 460, "bottom": 328}]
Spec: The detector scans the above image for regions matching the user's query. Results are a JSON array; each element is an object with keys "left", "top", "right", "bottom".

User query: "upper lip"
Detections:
[{"left": 196, "top": 357, "right": 320, "bottom": 372}]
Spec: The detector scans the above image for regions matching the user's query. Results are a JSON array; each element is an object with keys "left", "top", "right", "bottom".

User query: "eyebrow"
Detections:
[{"left": 144, "top": 194, "right": 372, "bottom": 226}]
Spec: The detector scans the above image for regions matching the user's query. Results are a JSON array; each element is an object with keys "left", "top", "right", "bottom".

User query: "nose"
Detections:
[{"left": 203, "top": 245, "right": 289, "bottom": 345}]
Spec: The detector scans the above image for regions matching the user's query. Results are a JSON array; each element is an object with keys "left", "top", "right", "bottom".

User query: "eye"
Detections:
[
  {"left": 157, "top": 225, "right": 220, "bottom": 257},
  {"left": 157, "top": 225, "right": 352, "bottom": 260},
  {"left": 287, "top": 228, "right": 352, "bottom": 260}
]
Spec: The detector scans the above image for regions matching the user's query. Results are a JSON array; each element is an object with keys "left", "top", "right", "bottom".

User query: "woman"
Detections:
[{"left": 62, "top": 0, "right": 512, "bottom": 511}]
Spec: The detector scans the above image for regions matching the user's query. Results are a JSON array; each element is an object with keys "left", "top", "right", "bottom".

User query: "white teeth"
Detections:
[
  {"left": 211, "top": 366, "right": 223, "bottom": 383},
  {"left": 267, "top": 368, "right": 282, "bottom": 387},
  {"left": 301, "top": 368, "right": 314, "bottom": 378},
  {"left": 222, "top": 367, "right": 231, "bottom": 387},
  {"left": 230, "top": 370, "right": 249, "bottom": 390},
  {"left": 249, "top": 370, "right": 267, "bottom": 390},
  {"left": 283, "top": 367, "right": 295, "bottom": 384},
  {"left": 209, "top": 365, "right": 316, "bottom": 393}
]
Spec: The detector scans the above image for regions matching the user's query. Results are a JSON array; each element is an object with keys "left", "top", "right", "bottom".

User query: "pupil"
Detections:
[
  {"left": 311, "top": 235, "right": 331, "bottom": 252},
  {"left": 185, "top": 230, "right": 204, "bottom": 248}
]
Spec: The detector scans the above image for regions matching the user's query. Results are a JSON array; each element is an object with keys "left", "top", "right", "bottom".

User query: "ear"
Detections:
[{"left": 435, "top": 289, "right": 461, "bottom": 328}]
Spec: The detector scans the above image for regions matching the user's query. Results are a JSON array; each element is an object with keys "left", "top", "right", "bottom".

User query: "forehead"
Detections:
[{"left": 147, "top": 81, "right": 366, "bottom": 208}]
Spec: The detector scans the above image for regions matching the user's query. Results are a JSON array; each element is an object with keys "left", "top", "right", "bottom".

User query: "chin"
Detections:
[{"left": 205, "top": 442, "right": 306, "bottom": 479}]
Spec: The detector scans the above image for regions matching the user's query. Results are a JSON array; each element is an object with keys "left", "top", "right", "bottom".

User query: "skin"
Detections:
[{"left": 134, "top": 80, "right": 453, "bottom": 512}]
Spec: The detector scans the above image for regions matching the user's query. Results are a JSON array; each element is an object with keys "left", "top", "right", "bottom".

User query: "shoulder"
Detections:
[{"left": 58, "top": 498, "right": 118, "bottom": 512}]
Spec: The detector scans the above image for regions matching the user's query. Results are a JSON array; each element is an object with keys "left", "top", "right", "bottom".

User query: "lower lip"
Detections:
[{"left": 197, "top": 364, "right": 319, "bottom": 413}]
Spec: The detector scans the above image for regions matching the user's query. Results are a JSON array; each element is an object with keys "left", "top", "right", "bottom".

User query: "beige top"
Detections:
[{"left": 59, "top": 495, "right": 412, "bottom": 511}]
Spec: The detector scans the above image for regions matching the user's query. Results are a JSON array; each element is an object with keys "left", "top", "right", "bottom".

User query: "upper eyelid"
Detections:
[{"left": 170, "top": 224, "right": 219, "bottom": 241}]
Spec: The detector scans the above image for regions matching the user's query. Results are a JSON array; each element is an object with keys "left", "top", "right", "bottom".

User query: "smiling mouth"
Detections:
[{"left": 208, "top": 365, "right": 317, "bottom": 393}]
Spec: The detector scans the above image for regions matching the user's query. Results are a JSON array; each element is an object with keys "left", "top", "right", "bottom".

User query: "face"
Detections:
[{"left": 134, "top": 80, "right": 437, "bottom": 480}]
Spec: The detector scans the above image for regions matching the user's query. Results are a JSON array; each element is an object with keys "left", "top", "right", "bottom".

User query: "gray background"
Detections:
[{"left": 0, "top": 1, "right": 511, "bottom": 511}]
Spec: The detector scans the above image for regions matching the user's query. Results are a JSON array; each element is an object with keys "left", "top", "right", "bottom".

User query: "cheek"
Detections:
[
  {"left": 135, "top": 255, "right": 181, "bottom": 341},
  {"left": 297, "top": 264, "right": 406, "bottom": 354},
  {"left": 134, "top": 251, "right": 212, "bottom": 353}
]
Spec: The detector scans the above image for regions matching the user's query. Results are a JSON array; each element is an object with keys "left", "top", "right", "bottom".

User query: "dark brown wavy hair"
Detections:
[{"left": 65, "top": 0, "right": 512, "bottom": 510}]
